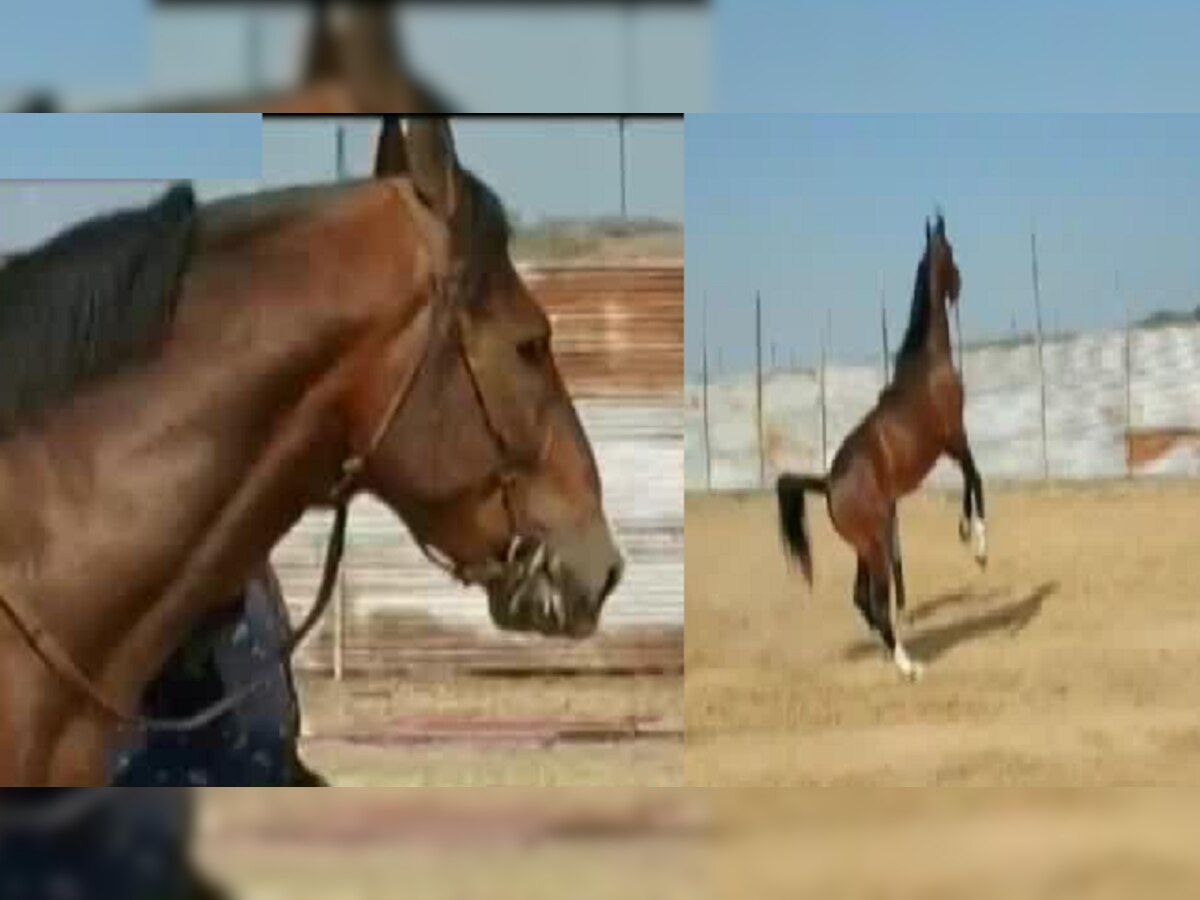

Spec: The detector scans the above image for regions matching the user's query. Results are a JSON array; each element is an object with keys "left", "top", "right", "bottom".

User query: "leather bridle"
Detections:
[{"left": 0, "top": 183, "right": 552, "bottom": 748}]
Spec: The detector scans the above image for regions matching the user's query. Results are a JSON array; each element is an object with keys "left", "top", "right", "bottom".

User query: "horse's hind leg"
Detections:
[
  {"left": 889, "top": 505, "right": 907, "bottom": 614},
  {"left": 867, "top": 539, "right": 921, "bottom": 681},
  {"left": 852, "top": 557, "right": 876, "bottom": 636}
]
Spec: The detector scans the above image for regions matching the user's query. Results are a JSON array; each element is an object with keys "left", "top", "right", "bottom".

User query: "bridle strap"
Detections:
[
  {"left": 0, "top": 193, "right": 439, "bottom": 737},
  {"left": 328, "top": 296, "right": 438, "bottom": 505},
  {"left": 0, "top": 501, "right": 349, "bottom": 734},
  {"left": 0, "top": 254, "right": 439, "bottom": 735},
  {"left": 0, "top": 177, "right": 547, "bottom": 749},
  {"left": 407, "top": 322, "right": 555, "bottom": 588}
]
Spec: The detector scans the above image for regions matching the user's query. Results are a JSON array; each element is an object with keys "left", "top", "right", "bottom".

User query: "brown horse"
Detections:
[
  {"left": 0, "top": 118, "right": 622, "bottom": 786},
  {"left": 776, "top": 213, "right": 984, "bottom": 680}
]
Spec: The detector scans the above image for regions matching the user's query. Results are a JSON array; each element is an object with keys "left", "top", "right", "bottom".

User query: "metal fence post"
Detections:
[
  {"left": 1121, "top": 273, "right": 1133, "bottom": 479},
  {"left": 820, "top": 310, "right": 829, "bottom": 470},
  {"left": 954, "top": 302, "right": 965, "bottom": 383},
  {"left": 335, "top": 124, "right": 347, "bottom": 180},
  {"left": 881, "top": 290, "right": 891, "bottom": 385},
  {"left": 1030, "top": 230, "right": 1050, "bottom": 480},
  {"left": 333, "top": 539, "right": 346, "bottom": 682},
  {"left": 702, "top": 294, "right": 712, "bottom": 490},
  {"left": 755, "top": 291, "right": 765, "bottom": 488}
]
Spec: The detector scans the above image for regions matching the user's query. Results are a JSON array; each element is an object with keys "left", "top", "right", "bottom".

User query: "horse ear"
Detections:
[
  {"left": 925, "top": 218, "right": 932, "bottom": 243},
  {"left": 936, "top": 211, "right": 946, "bottom": 237},
  {"left": 407, "top": 117, "right": 460, "bottom": 221},
  {"left": 374, "top": 115, "right": 409, "bottom": 176}
]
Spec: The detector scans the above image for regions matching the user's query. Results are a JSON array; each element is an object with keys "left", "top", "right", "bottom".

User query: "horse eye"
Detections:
[{"left": 518, "top": 337, "right": 549, "bottom": 365}]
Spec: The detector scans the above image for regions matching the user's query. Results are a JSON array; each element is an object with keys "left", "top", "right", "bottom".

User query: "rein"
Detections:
[{"left": 0, "top": 179, "right": 551, "bottom": 779}]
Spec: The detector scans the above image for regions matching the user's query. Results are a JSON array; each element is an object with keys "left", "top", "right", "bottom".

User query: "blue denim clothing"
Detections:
[
  {"left": 0, "top": 789, "right": 196, "bottom": 900},
  {"left": 110, "top": 571, "right": 303, "bottom": 787},
  {"left": 0, "top": 570, "right": 310, "bottom": 899}
]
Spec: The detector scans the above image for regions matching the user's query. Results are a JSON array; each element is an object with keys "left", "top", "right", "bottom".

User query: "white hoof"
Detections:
[
  {"left": 893, "top": 644, "right": 923, "bottom": 681},
  {"left": 973, "top": 519, "right": 988, "bottom": 566}
]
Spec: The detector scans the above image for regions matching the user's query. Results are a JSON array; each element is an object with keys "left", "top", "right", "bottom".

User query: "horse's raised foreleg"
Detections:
[{"left": 948, "top": 438, "right": 987, "bottom": 567}]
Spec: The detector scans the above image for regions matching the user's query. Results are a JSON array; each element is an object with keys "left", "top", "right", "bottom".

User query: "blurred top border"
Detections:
[{"left": 8, "top": 1, "right": 708, "bottom": 115}]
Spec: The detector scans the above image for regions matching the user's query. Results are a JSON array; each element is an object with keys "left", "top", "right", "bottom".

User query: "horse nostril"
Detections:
[{"left": 599, "top": 560, "right": 623, "bottom": 604}]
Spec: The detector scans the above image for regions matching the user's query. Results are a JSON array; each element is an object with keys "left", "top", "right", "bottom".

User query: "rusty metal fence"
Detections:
[{"left": 276, "top": 264, "right": 684, "bottom": 677}]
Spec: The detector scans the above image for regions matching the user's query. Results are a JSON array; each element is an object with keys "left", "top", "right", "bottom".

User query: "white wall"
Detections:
[{"left": 686, "top": 323, "right": 1200, "bottom": 491}]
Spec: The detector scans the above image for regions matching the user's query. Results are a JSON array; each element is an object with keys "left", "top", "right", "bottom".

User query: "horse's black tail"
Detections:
[{"left": 776, "top": 473, "right": 829, "bottom": 586}]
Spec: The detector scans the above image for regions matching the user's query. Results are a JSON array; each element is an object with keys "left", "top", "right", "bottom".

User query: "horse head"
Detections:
[{"left": 355, "top": 117, "right": 624, "bottom": 639}]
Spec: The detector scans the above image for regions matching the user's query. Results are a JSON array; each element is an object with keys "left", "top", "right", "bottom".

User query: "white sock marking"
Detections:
[
  {"left": 973, "top": 518, "right": 988, "bottom": 562},
  {"left": 893, "top": 642, "right": 923, "bottom": 680}
]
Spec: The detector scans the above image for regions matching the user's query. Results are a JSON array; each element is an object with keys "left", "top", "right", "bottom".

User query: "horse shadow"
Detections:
[{"left": 844, "top": 580, "right": 1059, "bottom": 666}]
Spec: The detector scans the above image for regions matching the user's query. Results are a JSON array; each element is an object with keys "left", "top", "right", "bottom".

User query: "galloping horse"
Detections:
[
  {"left": 0, "top": 117, "right": 623, "bottom": 789},
  {"left": 776, "top": 214, "right": 984, "bottom": 680}
]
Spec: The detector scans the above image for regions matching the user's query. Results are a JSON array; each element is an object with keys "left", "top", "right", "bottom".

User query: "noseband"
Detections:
[
  {"left": 0, "top": 183, "right": 550, "bottom": 750},
  {"left": 333, "top": 270, "right": 555, "bottom": 590}
]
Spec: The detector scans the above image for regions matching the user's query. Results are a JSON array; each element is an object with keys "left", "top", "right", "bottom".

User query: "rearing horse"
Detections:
[
  {"left": 0, "top": 118, "right": 623, "bottom": 785},
  {"left": 776, "top": 213, "right": 985, "bottom": 679}
]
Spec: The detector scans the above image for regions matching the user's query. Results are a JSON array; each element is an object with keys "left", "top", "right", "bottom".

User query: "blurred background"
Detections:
[
  {"left": 2, "top": 2, "right": 709, "bottom": 112},
  {"left": 197, "top": 789, "right": 704, "bottom": 900},
  {"left": 0, "top": 116, "right": 684, "bottom": 790}
]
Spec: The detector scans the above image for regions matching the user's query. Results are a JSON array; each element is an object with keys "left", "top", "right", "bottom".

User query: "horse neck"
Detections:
[
  {"left": 0, "top": 190, "right": 415, "bottom": 725},
  {"left": 897, "top": 262, "right": 951, "bottom": 372},
  {"left": 924, "top": 288, "right": 952, "bottom": 360}
]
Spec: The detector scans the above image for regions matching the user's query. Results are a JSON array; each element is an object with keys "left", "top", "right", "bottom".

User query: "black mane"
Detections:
[
  {"left": 0, "top": 184, "right": 196, "bottom": 438},
  {"left": 0, "top": 169, "right": 508, "bottom": 441},
  {"left": 896, "top": 250, "right": 931, "bottom": 364}
]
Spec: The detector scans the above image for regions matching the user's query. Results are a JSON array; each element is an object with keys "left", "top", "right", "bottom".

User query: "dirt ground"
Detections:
[
  {"left": 197, "top": 675, "right": 683, "bottom": 896},
  {"left": 707, "top": 788, "right": 1200, "bottom": 899},
  {"left": 197, "top": 789, "right": 702, "bottom": 900},
  {"left": 196, "top": 787, "right": 1200, "bottom": 899},
  {"left": 686, "top": 480, "right": 1200, "bottom": 786},
  {"left": 290, "top": 674, "right": 683, "bottom": 786}
]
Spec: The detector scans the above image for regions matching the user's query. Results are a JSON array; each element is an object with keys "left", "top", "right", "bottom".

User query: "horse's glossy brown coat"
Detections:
[
  {"left": 778, "top": 215, "right": 983, "bottom": 677},
  {"left": 0, "top": 120, "right": 621, "bottom": 785}
]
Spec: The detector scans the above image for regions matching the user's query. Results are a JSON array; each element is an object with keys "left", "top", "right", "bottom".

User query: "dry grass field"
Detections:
[
  {"left": 706, "top": 788, "right": 1200, "bottom": 899},
  {"left": 287, "top": 675, "right": 682, "bottom": 787},
  {"left": 291, "top": 674, "right": 683, "bottom": 787},
  {"left": 197, "top": 789, "right": 702, "bottom": 900},
  {"left": 198, "top": 676, "right": 684, "bottom": 896},
  {"left": 686, "top": 480, "right": 1200, "bottom": 786}
]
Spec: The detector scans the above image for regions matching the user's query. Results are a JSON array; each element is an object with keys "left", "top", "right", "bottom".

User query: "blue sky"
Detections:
[
  {"left": 0, "top": 114, "right": 261, "bottom": 180},
  {"left": 0, "top": 0, "right": 145, "bottom": 90},
  {"left": 2, "top": 5, "right": 708, "bottom": 113},
  {"left": 260, "top": 117, "right": 683, "bottom": 221},
  {"left": 0, "top": 117, "right": 682, "bottom": 253},
  {"left": 686, "top": 114, "right": 1200, "bottom": 377},
  {"left": 717, "top": 0, "right": 1200, "bottom": 113}
]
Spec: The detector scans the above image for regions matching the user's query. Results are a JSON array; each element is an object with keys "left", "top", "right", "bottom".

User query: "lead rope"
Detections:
[
  {"left": 0, "top": 190, "right": 438, "bottom": 776},
  {"left": 0, "top": 500, "right": 349, "bottom": 739}
]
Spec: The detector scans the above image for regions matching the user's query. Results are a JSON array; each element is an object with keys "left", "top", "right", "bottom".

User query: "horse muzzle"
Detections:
[{"left": 486, "top": 519, "right": 623, "bottom": 640}]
